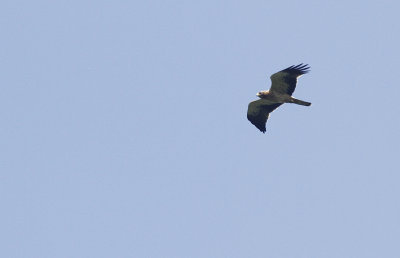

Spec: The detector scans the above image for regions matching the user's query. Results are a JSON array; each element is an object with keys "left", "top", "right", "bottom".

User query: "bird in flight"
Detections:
[{"left": 247, "top": 64, "right": 311, "bottom": 133}]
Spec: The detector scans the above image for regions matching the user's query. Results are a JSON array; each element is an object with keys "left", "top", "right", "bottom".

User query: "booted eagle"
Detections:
[{"left": 247, "top": 64, "right": 311, "bottom": 133}]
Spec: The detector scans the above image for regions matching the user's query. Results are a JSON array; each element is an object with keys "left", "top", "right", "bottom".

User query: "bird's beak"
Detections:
[{"left": 256, "top": 92, "right": 260, "bottom": 97}]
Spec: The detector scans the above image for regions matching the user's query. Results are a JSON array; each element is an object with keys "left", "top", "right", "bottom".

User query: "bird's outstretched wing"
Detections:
[
  {"left": 247, "top": 100, "right": 282, "bottom": 133},
  {"left": 269, "top": 64, "right": 310, "bottom": 95}
]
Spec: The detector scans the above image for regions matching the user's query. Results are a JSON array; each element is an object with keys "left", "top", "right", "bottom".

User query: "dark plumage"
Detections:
[
  {"left": 247, "top": 103, "right": 282, "bottom": 133},
  {"left": 269, "top": 63, "right": 310, "bottom": 95},
  {"left": 247, "top": 64, "right": 311, "bottom": 133}
]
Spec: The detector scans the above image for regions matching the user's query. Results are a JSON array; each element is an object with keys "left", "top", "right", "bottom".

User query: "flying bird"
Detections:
[{"left": 247, "top": 64, "right": 311, "bottom": 133}]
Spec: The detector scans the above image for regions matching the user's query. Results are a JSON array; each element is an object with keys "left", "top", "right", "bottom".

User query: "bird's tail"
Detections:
[{"left": 291, "top": 98, "right": 311, "bottom": 106}]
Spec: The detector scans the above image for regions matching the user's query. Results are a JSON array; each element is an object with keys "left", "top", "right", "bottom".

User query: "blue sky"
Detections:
[{"left": 1, "top": 0, "right": 400, "bottom": 257}]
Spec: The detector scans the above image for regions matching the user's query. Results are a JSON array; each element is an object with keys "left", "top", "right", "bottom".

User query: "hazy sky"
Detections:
[{"left": 2, "top": 0, "right": 400, "bottom": 257}]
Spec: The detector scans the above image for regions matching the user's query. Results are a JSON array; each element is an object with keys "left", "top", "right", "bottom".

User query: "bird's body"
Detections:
[
  {"left": 257, "top": 90, "right": 293, "bottom": 103},
  {"left": 247, "top": 64, "right": 311, "bottom": 133}
]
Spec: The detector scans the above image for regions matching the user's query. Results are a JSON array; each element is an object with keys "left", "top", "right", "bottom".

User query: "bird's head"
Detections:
[{"left": 256, "top": 91, "right": 268, "bottom": 98}]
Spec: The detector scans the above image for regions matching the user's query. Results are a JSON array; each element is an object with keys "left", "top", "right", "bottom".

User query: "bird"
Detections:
[{"left": 247, "top": 64, "right": 311, "bottom": 133}]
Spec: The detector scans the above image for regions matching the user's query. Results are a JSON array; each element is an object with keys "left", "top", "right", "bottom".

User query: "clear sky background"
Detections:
[{"left": 2, "top": 0, "right": 400, "bottom": 257}]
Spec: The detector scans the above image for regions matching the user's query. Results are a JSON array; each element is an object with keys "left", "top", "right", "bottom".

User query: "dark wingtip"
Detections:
[{"left": 283, "top": 63, "right": 311, "bottom": 75}]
